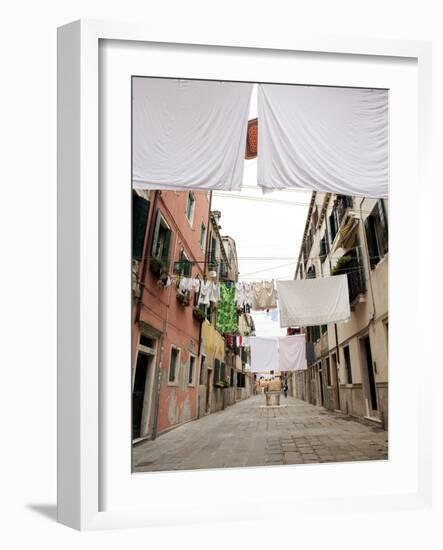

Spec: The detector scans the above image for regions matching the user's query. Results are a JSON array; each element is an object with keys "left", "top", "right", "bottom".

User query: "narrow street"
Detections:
[{"left": 133, "top": 395, "right": 388, "bottom": 472}]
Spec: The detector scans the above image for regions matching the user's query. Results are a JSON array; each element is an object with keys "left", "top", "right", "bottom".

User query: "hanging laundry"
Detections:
[
  {"left": 249, "top": 334, "right": 307, "bottom": 373},
  {"left": 133, "top": 78, "right": 253, "bottom": 191},
  {"left": 198, "top": 280, "right": 212, "bottom": 306},
  {"left": 192, "top": 278, "right": 201, "bottom": 293},
  {"left": 238, "top": 312, "right": 256, "bottom": 337},
  {"left": 235, "top": 281, "right": 253, "bottom": 309},
  {"left": 278, "top": 334, "right": 307, "bottom": 372},
  {"left": 208, "top": 281, "right": 220, "bottom": 304},
  {"left": 270, "top": 308, "right": 279, "bottom": 322},
  {"left": 249, "top": 336, "right": 279, "bottom": 373},
  {"left": 252, "top": 280, "right": 277, "bottom": 310},
  {"left": 257, "top": 84, "right": 388, "bottom": 199},
  {"left": 216, "top": 283, "right": 238, "bottom": 334},
  {"left": 238, "top": 312, "right": 251, "bottom": 336},
  {"left": 277, "top": 275, "right": 350, "bottom": 327}
]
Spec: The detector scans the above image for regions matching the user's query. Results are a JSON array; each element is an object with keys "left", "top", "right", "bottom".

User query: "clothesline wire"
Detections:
[
  {"left": 212, "top": 192, "right": 383, "bottom": 213},
  {"left": 141, "top": 247, "right": 379, "bottom": 263},
  {"left": 239, "top": 267, "right": 367, "bottom": 281}
]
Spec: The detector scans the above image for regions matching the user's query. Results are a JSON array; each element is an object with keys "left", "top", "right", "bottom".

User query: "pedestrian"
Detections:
[{"left": 283, "top": 382, "right": 288, "bottom": 398}]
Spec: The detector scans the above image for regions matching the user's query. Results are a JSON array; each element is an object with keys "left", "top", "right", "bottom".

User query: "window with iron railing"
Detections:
[{"left": 332, "top": 249, "right": 366, "bottom": 303}]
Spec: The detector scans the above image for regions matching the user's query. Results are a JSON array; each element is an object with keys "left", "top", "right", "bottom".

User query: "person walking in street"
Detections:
[{"left": 283, "top": 382, "right": 288, "bottom": 398}]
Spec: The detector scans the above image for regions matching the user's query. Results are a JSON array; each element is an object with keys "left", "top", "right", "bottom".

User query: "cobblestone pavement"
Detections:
[{"left": 133, "top": 395, "right": 388, "bottom": 472}]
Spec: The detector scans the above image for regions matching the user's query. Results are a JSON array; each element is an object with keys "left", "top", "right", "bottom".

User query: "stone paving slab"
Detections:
[{"left": 133, "top": 395, "right": 388, "bottom": 472}]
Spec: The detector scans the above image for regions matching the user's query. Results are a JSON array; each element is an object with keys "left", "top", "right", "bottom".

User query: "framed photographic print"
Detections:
[{"left": 57, "top": 19, "right": 433, "bottom": 531}]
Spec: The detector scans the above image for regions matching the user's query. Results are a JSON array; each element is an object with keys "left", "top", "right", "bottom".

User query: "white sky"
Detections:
[{"left": 211, "top": 85, "right": 312, "bottom": 336}]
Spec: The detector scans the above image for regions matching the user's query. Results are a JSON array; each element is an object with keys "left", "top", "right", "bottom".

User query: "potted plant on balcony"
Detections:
[
  {"left": 215, "top": 377, "right": 230, "bottom": 389},
  {"left": 192, "top": 305, "right": 206, "bottom": 322},
  {"left": 149, "top": 257, "right": 165, "bottom": 277}
]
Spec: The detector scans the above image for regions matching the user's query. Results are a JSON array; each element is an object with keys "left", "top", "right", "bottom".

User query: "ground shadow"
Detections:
[{"left": 26, "top": 504, "right": 57, "bottom": 522}]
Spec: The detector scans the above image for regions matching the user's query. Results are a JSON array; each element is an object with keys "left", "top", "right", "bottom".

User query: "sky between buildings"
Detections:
[{"left": 211, "top": 84, "right": 312, "bottom": 337}]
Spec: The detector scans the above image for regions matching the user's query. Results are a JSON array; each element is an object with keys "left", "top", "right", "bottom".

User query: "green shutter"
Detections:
[
  {"left": 365, "top": 217, "right": 379, "bottom": 268},
  {"left": 377, "top": 200, "right": 389, "bottom": 255},
  {"left": 161, "top": 228, "right": 172, "bottom": 266},
  {"left": 132, "top": 193, "right": 149, "bottom": 260},
  {"left": 151, "top": 211, "right": 161, "bottom": 258}
]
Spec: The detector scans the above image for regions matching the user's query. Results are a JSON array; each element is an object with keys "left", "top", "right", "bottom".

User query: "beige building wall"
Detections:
[{"left": 294, "top": 192, "right": 389, "bottom": 428}]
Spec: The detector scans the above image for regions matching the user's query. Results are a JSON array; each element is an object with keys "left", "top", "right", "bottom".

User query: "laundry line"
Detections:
[
  {"left": 239, "top": 266, "right": 367, "bottom": 280},
  {"left": 212, "top": 191, "right": 384, "bottom": 213}
]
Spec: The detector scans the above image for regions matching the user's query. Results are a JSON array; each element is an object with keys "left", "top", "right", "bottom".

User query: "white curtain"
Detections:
[
  {"left": 278, "top": 335, "right": 307, "bottom": 371},
  {"left": 277, "top": 275, "right": 351, "bottom": 327},
  {"left": 258, "top": 84, "right": 388, "bottom": 198},
  {"left": 133, "top": 78, "right": 253, "bottom": 191},
  {"left": 249, "top": 336, "right": 279, "bottom": 373}
]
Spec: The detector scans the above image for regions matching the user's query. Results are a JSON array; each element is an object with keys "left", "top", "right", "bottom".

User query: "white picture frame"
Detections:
[{"left": 57, "top": 19, "right": 433, "bottom": 531}]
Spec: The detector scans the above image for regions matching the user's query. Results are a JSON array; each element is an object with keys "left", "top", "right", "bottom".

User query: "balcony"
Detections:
[
  {"left": 347, "top": 266, "right": 366, "bottom": 305},
  {"left": 332, "top": 253, "right": 366, "bottom": 306}
]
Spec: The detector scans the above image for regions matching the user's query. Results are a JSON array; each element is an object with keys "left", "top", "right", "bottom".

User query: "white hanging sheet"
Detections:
[
  {"left": 133, "top": 78, "right": 253, "bottom": 191},
  {"left": 277, "top": 275, "right": 351, "bottom": 327},
  {"left": 257, "top": 84, "right": 388, "bottom": 198},
  {"left": 249, "top": 336, "right": 279, "bottom": 373},
  {"left": 278, "top": 334, "right": 307, "bottom": 371}
]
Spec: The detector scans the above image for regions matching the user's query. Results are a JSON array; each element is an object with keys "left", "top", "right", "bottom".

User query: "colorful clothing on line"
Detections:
[{"left": 216, "top": 283, "right": 238, "bottom": 334}]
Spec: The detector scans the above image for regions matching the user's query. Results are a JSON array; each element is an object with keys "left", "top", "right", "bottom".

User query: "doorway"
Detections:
[
  {"left": 360, "top": 335, "right": 378, "bottom": 417},
  {"left": 205, "top": 367, "right": 212, "bottom": 412},
  {"left": 318, "top": 363, "right": 324, "bottom": 406},
  {"left": 132, "top": 333, "right": 157, "bottom": 440},
  {"left": 132, "top": 352, "right": 150, "bottom": 439}
]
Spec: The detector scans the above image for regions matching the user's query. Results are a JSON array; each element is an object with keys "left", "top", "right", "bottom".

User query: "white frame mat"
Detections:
[{"left": 57, "top": 19, "right": 433, "bottom": 531}]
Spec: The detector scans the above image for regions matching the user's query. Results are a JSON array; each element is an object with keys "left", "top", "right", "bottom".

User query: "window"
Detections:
[
  {"left": 132, "top": 192, "right": 150, "bottom": 260},
  {"left": 199, "top": 223, "right": 206, "bottom": 249},
  {"left": 188, "top": 355, "right": 196, "bottom": 385},
  {"left": 174, "top": 248, "right": 192, "bottom": 277},
  {"left": 168, "top": 347, "right": 180, "bottom": 383},
  {"left": 208, "top": 236, "right": 217, "bottom": 269},
  {"left": 230, "top": 368, "right": 234, "bottom": 386},
  {"left": 319, "top": 227, "right": 330, "bottom": 263},
  {"left": 306, "top": 265, "right": 316, "bottom": 279},
  {"left": 139, "top": 334, "right": 155, "bottom": 351},
  {"left": 237, "top": 373, "right": 246, "bottom": 388},
  {"left": 199, "top": 356, "right": 206, "bottom": 385},
  {"left": 365, "top": 200, "right": 388, "bottom": 269},
  {"left": 326, "top": 357, "right": 331, "bottom": 386},
  {"left": 343, "top": 345, "right": 352, "bottom": 384},
  {"left": 329, "top": 211, "right": 338, "bottom": 243},
  {"left": 152, "top": 212, "right": 172, "bottom": 267},
  {"left": 321, "top": 324, "right": 328, "bottom": 335},
  {"left": 310, "top": 325, "right": 320, "bottom": 342},
  {"left": 185, "top": 192, "right": 195, "bottom": 224},
  {"left": 213, "top": 358, "right": 221, "bottom": 385}
]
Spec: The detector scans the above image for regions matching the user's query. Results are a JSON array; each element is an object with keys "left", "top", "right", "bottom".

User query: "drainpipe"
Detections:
[{"left": 328, "top": 251, "right": 341, "bottom": 411}]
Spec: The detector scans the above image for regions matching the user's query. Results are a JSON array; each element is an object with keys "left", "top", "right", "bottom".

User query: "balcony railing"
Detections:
[
  {"left": 347, "top": 266, "right": 366, "bottom": 304},
  {"left": 332, "top": 253, "right": 366, "bottom": 304}
]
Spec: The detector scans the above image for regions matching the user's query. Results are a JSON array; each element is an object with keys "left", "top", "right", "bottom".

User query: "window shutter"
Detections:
[
  {"left": 364, "top": 217, "right": 379, "bottom": 268},
  {"left": 377, "top": 200, "right": 389, "bottom": 255},
  {"left": 162, "top": 228, "right": 172, "bottom": 265},
  {"left": 151, "top": 211, "right": 161, "bottom": 258},
  {"left": 132, "top": 193, "right": 150, "bottom": 260}
]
